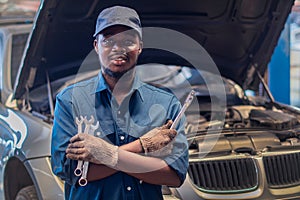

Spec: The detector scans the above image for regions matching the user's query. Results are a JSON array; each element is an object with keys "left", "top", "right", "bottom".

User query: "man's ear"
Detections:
[
  {"left": 138, "top": 41, "right": 143, "bottom": 54},
  {"left": 94, "top": 39, "right": 99, "bottom": 53}
]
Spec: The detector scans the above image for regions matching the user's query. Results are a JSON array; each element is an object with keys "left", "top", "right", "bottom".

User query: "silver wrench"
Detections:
[
  {"left": 79, "top": 120, "right": 99, "bottom": 186},
  {"left": 170, "top": 90, "right": 195, "bottom": 130},
  {"left": 83, "top": 116, "right": 95, "bottom": 135},
  {"left": 74, "top": 115, "right": 86, "bottom": 176}
]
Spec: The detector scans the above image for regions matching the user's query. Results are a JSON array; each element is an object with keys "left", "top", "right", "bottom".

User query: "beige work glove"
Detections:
[
  {"left": 66, "top": 133, "right": 118, "bottom": 168},
  {"left": 139, "top": 120, "right": 177, "bottom": 156}
]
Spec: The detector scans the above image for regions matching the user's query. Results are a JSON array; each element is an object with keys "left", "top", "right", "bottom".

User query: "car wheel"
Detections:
[{"left": 15, "top": 185, "right": 38, "bottom": 200}]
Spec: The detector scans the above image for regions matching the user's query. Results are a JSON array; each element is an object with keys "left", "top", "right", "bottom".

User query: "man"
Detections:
[{"left": 51, "top": 5, "right": 188, "bottom": 200}]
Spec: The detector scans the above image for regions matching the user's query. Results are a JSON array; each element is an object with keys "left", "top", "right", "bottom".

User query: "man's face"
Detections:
[{"left": 94, "top": 25, "right": 142, "bottom": 79}]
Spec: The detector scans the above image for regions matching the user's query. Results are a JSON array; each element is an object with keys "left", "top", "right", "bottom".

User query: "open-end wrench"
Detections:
[
  {"left": 79, "top": 120, "right": 99, "bottom": 186},
  {"left": 74, "top": 115, "right": 86, "bottom": 176},
  {"left": 83, "top": 116, "right": 95, "bottom": 135}
]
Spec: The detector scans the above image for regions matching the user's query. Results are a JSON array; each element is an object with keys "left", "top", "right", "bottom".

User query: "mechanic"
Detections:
[{"left": 51, "top": 5, "right": 188, "bottom": 200}]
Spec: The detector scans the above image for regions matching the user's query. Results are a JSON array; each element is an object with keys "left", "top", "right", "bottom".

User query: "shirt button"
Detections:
[
  {"left": 96, "top": 132, "right": 101, "bottom": 136},
  {"left": 139, "top": 180, "right": 143, "bottom": 184},
  {"left": 127, "top": 186, "right": 132, "bottom": 191},
  {"left": 117, "top": 110, "right": 121, "bottom": 115},
  {"left": 120, "top": 136, "right": 125, "bottom": 140}
]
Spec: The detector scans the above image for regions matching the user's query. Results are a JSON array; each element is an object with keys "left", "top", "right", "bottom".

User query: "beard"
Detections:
[
  {"left": 102, "top": 64, "right": 136, "bottom": 79},
  {"left": 103, "top": 68, "right": 126, "bottom": 79}
]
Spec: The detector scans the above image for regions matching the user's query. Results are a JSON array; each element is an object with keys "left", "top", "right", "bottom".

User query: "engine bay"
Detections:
[{"left": 186, "top": 103, "right": 300, "bottom": 157}]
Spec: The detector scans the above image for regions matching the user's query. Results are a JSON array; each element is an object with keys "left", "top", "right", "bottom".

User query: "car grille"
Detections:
[
  {"left": 188, "top": 158, "right": 258, "bottom": 193},
  {"left": 263, "top": 152, "right": 300, "bottom": 188}
]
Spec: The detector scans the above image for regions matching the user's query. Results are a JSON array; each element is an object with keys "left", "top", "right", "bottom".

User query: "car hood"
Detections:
[{"left": 14, "top": 0, "right": 294, "bottom": 99}]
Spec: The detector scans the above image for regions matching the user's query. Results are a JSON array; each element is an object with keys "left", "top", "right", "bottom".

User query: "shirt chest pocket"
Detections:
[
  {"left": 129, "top": 119, "right": 160, "bottom": 138},
  {"left": 96, "top": 120, "right": 116, "bottom": 143},
  {"left": 129, "top": 112, "right": 168, "bottom": 138}
]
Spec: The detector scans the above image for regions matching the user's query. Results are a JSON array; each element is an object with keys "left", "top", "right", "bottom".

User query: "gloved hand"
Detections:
[
  {"left": 66, "top": 133, "right": 118, "bottom": 168},
  {"left": 139, "top": 120, "right": 177, "bottom": 156}
]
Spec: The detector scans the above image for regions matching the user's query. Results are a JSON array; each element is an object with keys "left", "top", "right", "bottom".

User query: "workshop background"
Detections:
[
  {"left": 269, "top": 0, "right": 300, "bottom": 106},
  {"left": 1, "top": 0, "right": 300, "bottom": 107}
]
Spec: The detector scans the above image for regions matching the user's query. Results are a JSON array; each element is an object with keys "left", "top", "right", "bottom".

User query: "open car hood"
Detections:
[{"left": 14, "top": 0, "right": 294, "bottom": 99}]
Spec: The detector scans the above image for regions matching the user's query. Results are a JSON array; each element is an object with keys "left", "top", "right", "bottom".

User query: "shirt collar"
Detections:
[
  {"left": 94, "top": 71, "right": 109, "bottom": 93},
  {"left": 93, "top": 71, "right": 145, "bottom": 101}
]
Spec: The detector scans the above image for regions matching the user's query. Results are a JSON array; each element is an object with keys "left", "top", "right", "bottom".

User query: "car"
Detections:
[
  {"left": 0, "top": 1, "right": 63, "bottom": 200},
  {"left": 0, "top": 0, "right": 299, "bottom": 199}
]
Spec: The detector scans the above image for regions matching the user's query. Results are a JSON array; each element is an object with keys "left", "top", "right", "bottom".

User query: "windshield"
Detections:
[
  {"left": 28, "top": 64, "right": 245, "bottom": 117},
  {"left": 0, "top": 0, "right": 39, "bottom": 18},
  {"left": 136, "top": 64, "right": 242, "bottom": 101}
]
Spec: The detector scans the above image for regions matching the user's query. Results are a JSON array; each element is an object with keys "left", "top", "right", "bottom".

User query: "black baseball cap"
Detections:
[{"left": 93, "top": 6, "right": 142, "bottom": 38}]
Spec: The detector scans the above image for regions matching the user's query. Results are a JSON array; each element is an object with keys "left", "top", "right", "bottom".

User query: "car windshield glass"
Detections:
[
  {"left": 0, "top": 0, "right": 39, "bottom": 18},
  {"left": 136, "top": 64, "right": 240, "bottom": 101},
  {"left": 136, "top": 64, "right": 230, "bottom": 90}
]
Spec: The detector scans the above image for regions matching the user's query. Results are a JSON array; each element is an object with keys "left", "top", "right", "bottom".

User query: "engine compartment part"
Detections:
[
  {"left": 185, "top": 105, "right": 300, "bottom": 133},
  {"left": 190, "top": 132, "right": 282, "bottom": 156},
  {"left": 250, "top": 110, "right": 298, "bottom": 130}
]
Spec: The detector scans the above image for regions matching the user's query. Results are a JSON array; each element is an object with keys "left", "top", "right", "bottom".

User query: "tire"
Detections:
[{"left": 15, "top": 185, "right": 38, "bottom": 200}]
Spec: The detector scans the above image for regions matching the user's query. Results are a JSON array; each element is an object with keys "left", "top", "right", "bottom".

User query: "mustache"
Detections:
[{"left": 109, "top": 53, "right": 128, "bottom": 60}]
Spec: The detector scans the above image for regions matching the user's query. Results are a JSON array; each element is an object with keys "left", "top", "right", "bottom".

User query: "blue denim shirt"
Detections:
[{"left": 51, "top": 72, "right": 189, "bottom": 200}]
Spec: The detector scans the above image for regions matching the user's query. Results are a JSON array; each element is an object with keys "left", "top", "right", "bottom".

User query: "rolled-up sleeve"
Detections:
[
  {"left": 164, "top": 96, "right": 189, "bottom": 185},
  {"left": 51, "top": 92, "right": 79, "bottom": 185}
]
